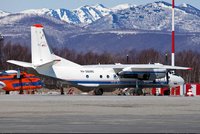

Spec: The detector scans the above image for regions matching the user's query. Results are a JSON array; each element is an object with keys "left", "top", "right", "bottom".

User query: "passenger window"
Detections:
[
  {"left": 107, "top": 75, "right": 110, "bottom": 78},
  {"left": 100, "top": 75, "right": 103, "bottom": 78},
  {"left": 113, "top": 75, "right": 117, "bottom": 79},
  {"left": 86, "top": 75, "right": 89, "bottom": 78}
]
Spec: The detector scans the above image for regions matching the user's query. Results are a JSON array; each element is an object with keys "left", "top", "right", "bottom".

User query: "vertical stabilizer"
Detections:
[{"left": 31, "top": 24, "right": 53, "bottom": 66}]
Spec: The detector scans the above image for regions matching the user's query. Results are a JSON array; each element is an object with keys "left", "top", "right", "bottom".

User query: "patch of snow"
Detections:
[
  {"left": 20, "top": 8, "right": 51, "bottom": 15},
  {"left": 112, "top": 4, "right": 135, "bottom": 11},
  {"left": 179, "top": 3, "right": 188, "bottom": 8},
  {"left": 0, "top": 10, "right": 10, "bottom": 17}
]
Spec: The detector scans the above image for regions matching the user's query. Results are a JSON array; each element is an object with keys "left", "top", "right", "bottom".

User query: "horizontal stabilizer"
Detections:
[
  {"left": 7, "top": 60, "right": 33, "bottom": 68},
  {"left": 36, "top": 59, "right": 60, "bottom": 69}
]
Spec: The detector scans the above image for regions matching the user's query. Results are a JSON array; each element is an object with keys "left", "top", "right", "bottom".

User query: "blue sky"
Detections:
[{"left": 1, "top": 0, "right": 199, "bottom": 13}]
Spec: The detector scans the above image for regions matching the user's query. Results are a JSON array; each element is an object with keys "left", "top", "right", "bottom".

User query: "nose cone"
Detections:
[
  {"left": 169, "top": 74, "right": 185, "bottom": 88},
  {"left": 0, "top": 81, "right": 6, "bottom": 88},
  {"left": 178, "top": 76, "right": 185, "bottom": 85}
]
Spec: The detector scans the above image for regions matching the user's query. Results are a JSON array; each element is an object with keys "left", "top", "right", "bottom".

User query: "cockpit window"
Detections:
[{"left": 173, "top": 73, "right": 180, "bottom": 76}]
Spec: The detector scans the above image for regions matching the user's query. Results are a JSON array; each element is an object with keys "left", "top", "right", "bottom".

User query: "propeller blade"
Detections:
[
  {"left": 166, "top": 71, "right": 169, "bottom": 84},
  {"left": 17, "top": 69, "right": 20, "bottom": 79}
]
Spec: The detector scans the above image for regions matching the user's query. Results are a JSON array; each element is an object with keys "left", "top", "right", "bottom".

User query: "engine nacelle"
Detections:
[{"left": 119, "top": 70, "right": 166, "bottom": 80}]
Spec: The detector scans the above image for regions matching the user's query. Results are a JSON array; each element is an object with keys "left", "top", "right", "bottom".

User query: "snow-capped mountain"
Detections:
[
  {"left": 20, "top": 4, "right": 112, "bottom": 25},
  {"left": 20, "top": 8, "right": 51, "bottom": 15},
  {"left": 112, "top": 3, "right": 136, "bottom": 11},
  {"left": 12, "top": 1, "right": 200, "bottom": 29},
  {"left": 0, "top": 10, "right": 10, "bottom": 17},
  {"left": 0, "top": 13, "right": 83, "bottom": 48},
  {"left": 1, "top": 1, "right": 200, "bottom": 54},
  {"left": 87, "top": 1, "right": 200, "bottom": 33},
  {"left": 72, "top": 4, "right": 111, "bottom": 24},
  {"left": 177, "top": 3, "right": 200, "bottom": 17},
  {"left": 17, "top": 1, "right": 200, "bottom": 31},
  {"left": 18, "top": 3, "right": 139, "bottom": 25}
]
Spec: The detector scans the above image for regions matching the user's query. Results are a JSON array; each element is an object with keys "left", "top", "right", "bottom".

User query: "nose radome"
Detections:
[
  {"left": 0, "top": 81, "right": 6, "bottom": 88},
  {"left": 168, "top": 74, "right": 185, "bottom": 88},
  {"left": 178, "top": 76, "right": 184, "bottom": 85}
]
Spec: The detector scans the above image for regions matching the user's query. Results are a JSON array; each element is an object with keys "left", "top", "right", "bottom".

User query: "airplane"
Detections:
[
  {"left": 0, "top": 70, "right": 43, "bottom": 94},
  {"left": 7, "top": 24, "right": 191, "bottom": 95}
]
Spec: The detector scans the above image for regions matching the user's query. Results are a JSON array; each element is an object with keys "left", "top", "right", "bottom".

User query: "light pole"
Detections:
[
  {"left": 126, "top": 54, "right": 129, "bottom": 64},
  {"left": 0, "top": 34, "right": 3, "bottom": 70}
]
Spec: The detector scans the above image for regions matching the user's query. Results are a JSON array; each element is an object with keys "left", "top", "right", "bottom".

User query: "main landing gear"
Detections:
[
  {"left": 118, "top": 88, "right": 144, "bottom": 96},
  {"left": 133, "top": 80, "right": 143, "bottom": 95},
  {"left": 94, "top": 88, "right": 104, "bottom": 95},
  {"left": 132, "top": 88, "right": 143, "bottom": 96}
]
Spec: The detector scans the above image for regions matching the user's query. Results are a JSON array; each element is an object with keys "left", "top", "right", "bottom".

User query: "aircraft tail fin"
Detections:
[
  {"left": 7, "top": 24, "right": 80, "bottom": 70},
  {"left": 31, "top": 24, "right": 80, "bottom": 67},
  {"left": 31, "top": 24, "right": 53, "bottom": 66}
]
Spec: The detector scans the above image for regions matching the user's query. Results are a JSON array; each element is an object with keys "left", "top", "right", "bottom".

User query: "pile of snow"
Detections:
[{"left": 0, "top": 10, "right": 10, "bottom": 17}]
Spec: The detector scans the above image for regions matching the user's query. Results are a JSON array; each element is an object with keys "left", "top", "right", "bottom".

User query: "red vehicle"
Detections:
[{"left": 0, "top": 70, "right": 43, "bottom": 94}]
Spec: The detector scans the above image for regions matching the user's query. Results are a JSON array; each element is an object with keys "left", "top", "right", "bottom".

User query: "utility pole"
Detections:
[
  {"left": 0, "top": 34, "right": 4, "bottom": 70},
  {"left": 165, "top": 53, "right": 168, "bottom": 65},
  {"left": 126, "top": 54, "right": 129, "bottom": 64},
  {"left": 171, "top": 0, "right": 175, "bottom": 66}
]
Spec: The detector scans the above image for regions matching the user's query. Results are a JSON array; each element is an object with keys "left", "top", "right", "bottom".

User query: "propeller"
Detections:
[
  {"left": 17, "top": 69, "right": 21, "bottom": 79},
  {"left": 166, "top": 71, "right": 169, "bottom": 84}
]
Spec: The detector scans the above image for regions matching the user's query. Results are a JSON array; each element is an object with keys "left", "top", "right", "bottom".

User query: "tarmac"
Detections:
[{"left": 0, "top": 95, "right": 200, "bottom": 133}]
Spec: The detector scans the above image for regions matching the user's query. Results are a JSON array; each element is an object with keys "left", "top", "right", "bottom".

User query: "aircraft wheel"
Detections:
[
  {"left": 5, "top": 91, "right": 10, "bottom": 94},
  {"left": 60, "top": 87, "right": 64, "bottom": 95},
  {"left": 94, "top": 88, "right": 103, "bottom": 95},
  {"left": 136, "top": 89, "right": 143, "bottom": 95},
  {"left": 164, "top": 89, "right": 170, "bottom": 96},
  {"left": 19, "top": 90, "right": 24, "bottom": 94}
]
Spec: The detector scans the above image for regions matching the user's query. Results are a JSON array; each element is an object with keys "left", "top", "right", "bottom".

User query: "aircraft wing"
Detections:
[
  {"left": 85, "top": 63, "right": 191, "bottom": 72},
  {"left": 120, "top": 64, "right": 192, "bottom": 72},
  {"left": 7, "top": 60, "right": 33, "bottom": 68},
  {"left": 159, "top": 65, "right": 192, "bottom": 70}
]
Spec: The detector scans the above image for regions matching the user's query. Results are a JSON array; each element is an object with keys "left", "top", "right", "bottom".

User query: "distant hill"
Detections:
[{"left": 0, "top": 1, "right": 200, "bottom": 54}]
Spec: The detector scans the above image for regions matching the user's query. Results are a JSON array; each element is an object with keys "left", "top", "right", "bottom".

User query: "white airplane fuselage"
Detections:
[
  {"left": 36, "top": 64, "right": 184, "bottom": 89},
  {"left": 7, "top": 24, "right": 190, "bottom": 94}
]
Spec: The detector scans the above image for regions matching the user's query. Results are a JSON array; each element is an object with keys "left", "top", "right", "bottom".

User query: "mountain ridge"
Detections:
[
  {"left": 2, "top": 1, "right": 200, "bottom": 26},
  {"left": 1, "top": 1, "right": 200, "bottom": 54}
]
